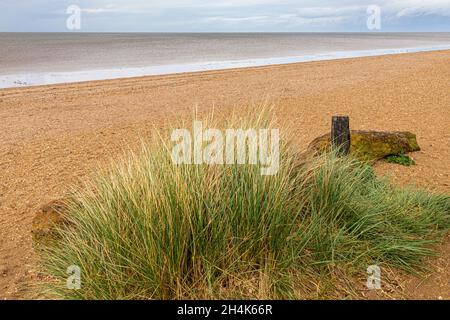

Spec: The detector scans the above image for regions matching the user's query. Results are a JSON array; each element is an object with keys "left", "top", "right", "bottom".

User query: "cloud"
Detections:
[
  {"left": 1, "top": 0, "right": 450, "bottom": 31},
  {"left": 206, "top": 16, "right": 270, "bottom": 23},
  {"left": 81, "top": 5, "right": 120, "bottom": 14},
  {"left": 395, "top": 4, "right": 450, "bottom": 18}
]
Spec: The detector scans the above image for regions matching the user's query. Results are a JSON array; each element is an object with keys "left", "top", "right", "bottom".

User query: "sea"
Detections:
[{"left": 1, "top": 32, "right": 450, "bottom": 88}]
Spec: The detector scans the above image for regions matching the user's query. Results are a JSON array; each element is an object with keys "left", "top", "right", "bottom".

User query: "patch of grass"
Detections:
[
  {"left": 385, "top": 154, "right": 416, "bottom": 166},
  {"left": 38, "top": 112, "right": 450, "bottom": 300}
]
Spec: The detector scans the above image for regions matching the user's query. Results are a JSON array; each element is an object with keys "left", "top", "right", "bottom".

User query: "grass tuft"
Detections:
[
  {"left": 385, "top": 154, "right": 416, "bottom": 166},
  {"left": 38, "top": 112, "right": 450, "bottom": 300}
]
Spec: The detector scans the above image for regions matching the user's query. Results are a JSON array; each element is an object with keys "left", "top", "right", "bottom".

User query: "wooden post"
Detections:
[{"left": 331, "top": 116, "right": 350, "bottom": 156}]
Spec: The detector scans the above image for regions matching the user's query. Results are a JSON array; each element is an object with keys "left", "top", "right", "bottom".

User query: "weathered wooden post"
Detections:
[{"left": 331, "top": 116, "right": 350, "bottom": 156}]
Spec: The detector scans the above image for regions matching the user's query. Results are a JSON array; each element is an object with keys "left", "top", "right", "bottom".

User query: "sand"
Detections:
[{"left": 0, "top": 50, "right": 449, "bottom": 299}]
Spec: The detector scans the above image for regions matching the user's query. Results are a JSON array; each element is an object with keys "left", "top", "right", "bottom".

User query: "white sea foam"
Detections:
[{"left": 1, "top": 44, "right": 449, "bottom": 89}]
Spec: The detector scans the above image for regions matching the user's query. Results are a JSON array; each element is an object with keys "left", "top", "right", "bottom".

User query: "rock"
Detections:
[
  {"left": 31, "top": 200, "right": 68, "bottom": 247},
  {"left": 308, "top": 130, "right": 420, "bottom": 161}
]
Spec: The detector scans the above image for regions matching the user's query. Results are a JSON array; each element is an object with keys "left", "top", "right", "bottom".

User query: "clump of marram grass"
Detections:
[{"left": 38, "top": 112, "right": 450, "bottom": 300}]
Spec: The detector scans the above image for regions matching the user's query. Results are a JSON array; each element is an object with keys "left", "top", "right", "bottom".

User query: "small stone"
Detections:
[{"left": 0, "top": 267, "right": 10, "bottom": 276}]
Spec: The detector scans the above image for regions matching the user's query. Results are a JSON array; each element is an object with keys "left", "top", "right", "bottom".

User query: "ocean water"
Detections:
[{"left": 1, "top": 32, "right": 450, "bottom": 88}]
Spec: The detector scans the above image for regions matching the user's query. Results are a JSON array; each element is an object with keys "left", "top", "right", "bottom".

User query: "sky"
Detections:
[{"left": 1, "top": 0, "right": 450, "bottom": 32}]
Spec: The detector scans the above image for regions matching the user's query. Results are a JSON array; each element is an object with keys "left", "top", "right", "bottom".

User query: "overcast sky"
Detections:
[{"left": 1, "top": 0, "right": 450, "bottom": 32}]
